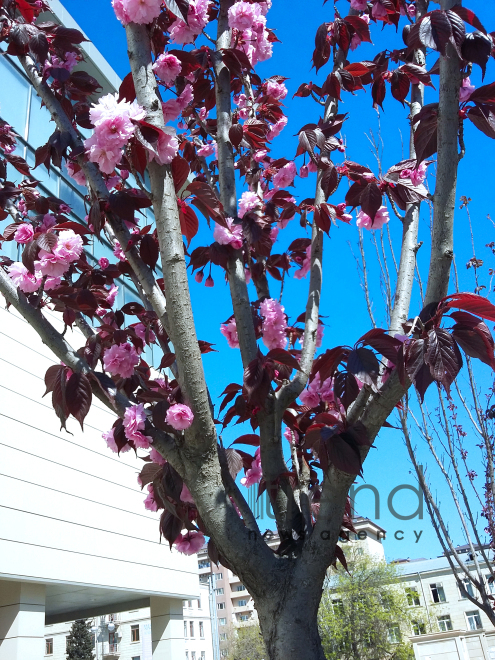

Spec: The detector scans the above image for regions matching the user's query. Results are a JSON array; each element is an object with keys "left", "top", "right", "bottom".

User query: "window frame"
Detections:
[
  {"left": 45, "top": 638, "right": 54, "bottom": 656},
  {"left": 406, "top": 587, "right": 421, "bottom": 607},
  {"left": 437, "top": 615, "right": 453, "bottom": 632},
  {"left": 199, "top": 621, "right": 204, "bottom": 638},
  {"left": 430, "top": 583, "right": 447, "bottom": 603},
  {"left": 466, "top": 610, "right": 483, "bottom": 631},
  {"left": 412, "top": 621, "right": 426, "bottom": 636},
  {"left": 131, "top": 624, "right": 140, "bottom": 643}
]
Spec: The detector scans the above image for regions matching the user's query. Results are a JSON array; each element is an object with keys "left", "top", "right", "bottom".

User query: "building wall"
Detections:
[{"left": 44, "top": 585, "right": 215, "bottom": 660}]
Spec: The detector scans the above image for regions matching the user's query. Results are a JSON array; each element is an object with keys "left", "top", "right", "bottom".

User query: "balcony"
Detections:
[
  {"left": 100, "top": 614, "right": 121, "bottom": 626},
  {"left": 232, "top": 601, "right": 254, "bottom": 614},
  {"left": 102, "top": 642, "right": 120, "bottom": 657}
]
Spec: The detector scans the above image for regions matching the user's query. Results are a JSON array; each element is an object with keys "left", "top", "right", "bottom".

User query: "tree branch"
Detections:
[{"left": 424, "top": 0, "right": 462, "bottom": 306}]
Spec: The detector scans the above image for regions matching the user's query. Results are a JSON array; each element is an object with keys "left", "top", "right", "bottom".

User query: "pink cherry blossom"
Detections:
[
  {"left": 372, "top": 0, "right": 388, "bottom": 19},
  {"left": 161, "top": 84, "right": 194, "bottom": 123},
  {"left": 169, "top": 0, "right": 209, "bottom": 45},
  {"left": 105, "top": 284, "right": 119, "bottom": 307},
  {"left": 149, "top": 128, "right": 179, "bottom": 165},
  {"left": 350, "top": 0, "right": 368, "bottom": 8},
  {"left": 270, "top": 226, "right": 279, "bottom": 244},
  {"left": 260, "top": 298, "right": 287, "bottom": 350},
  {"left": 284, "top": 427, "right": 295, "bottom": 443},
  {"left": 53, "top": 229, "right": 83, "bottom": 262},
  {"left": 144, "top": 484, "right": 158, "bottom": 512},
  {"left": 104, "top": 342, "right": 140, "bottom": 378},
  {"left": 99, "top": 257, "right": 110, "bottom": 269},
  {"left": 166, "top": 403, "right": 194, "bottom": 430},
  {"left": 103, "top": 428, "right": 119, "bottom": 453},
  {"left": 134, "top": 322, "right": 157, "bottom": 344},
  {"left": 14, "top": 223, "right": 34, "bottom": 244},
  {"left": 205, "top": 275, "right": 214, "bottom": 287},
  {"left": 266, "top": 80, "right": 288, "bottom": 100},
  {"left": 197, "top": 141, "right": 216, "bottom": 157},
  {"left": 65, "top": 161, "right": 87, "bottom": 186},
  {"left": 239, "top": 190, "right": 260, "bottom": 217},
  {"left": 410, "top": 161, "right": 428, "bottom": 186},
  {"left": 41, "top": 213, "right": 57, "bottom": 231},
  {"left": 253, "top": 149, "right": 268, "bottom": 162},
  {"left": 112, "top": 0, "right": 161, "bottom": 25},
  {"left": 44, "top": 276, "right": 61, "bottom": 291},
  {"left": 214, "top": 217, "right": 244, "bottom": 249},
  {"left": 35, "top": 250, "right": 69, "bottom": 278},
  {"left": 174, "top": 531, "right": 205, "bottom": 555},
  {"left": 8, "top": 262, "right": 40, "bottom": 293},
  {"left": 267, "top": 116, "right": 288, "bottom": 140},
  {"left": 123, "top": 402, "right": 153, "bottom": 448},
  {"left": 153, "top": 53, "right": 182, "bottom": 85},
  {"left": 299, "top": 165, "right": 309, "bottom": 178},
  {"left": 407, "top": 3, "right": 416, "bottom": 17},
  {"left": 273, "top": 161, "right": 297, "bottom": 190},
  {"left": 150, "top": 447, "right": 167, "bottom": 465},
  {"left": 194, "top": 271, "right": 204, "bottom": 283},
  {"left": 350, "top": 33, "right": 362, "bottom": 51},
  {"left": 180, "top": 483, "right": 195, "bottom": 504},
  {"left": 300, "top": 386, "right": 320, "bottom": 408},
  {"left": 241, "top": 448, "right": 262, "bottom": 487},
  {"left": 113, "top": 241, "right": 126, "bottom": 261},
  {"left": 356, "top": 205, "right": 390, "bottom": 230},
  {"left": 294, "top": 245, "right": 311, "bottom": 280},
  {"left": 220, "top": 318, "right": 240, "bottom": 348},
  {"left": 460, "top": 77, "right": 476, "bottom": 103},
  {"left": 228, "top": 1, "right": 258, "bottom": 30}
]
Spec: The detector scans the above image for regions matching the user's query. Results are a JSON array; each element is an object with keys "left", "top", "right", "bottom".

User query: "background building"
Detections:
[
  {"left": 43, "top": 583, "right": 216, "bottom": 660},
  {"left": 397, "top": 548, "right": 495, "bottom": 660},
  {"left": 0, "top": 3, "right": 201, "bottom": 660}
]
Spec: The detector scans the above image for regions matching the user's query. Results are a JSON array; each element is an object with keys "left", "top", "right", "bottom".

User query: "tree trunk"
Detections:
[{"left": 256, "top": 590, "right": 326, "bottom": 660}]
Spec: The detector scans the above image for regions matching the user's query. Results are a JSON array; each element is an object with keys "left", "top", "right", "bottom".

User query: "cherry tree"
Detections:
[{"left": 0, "top": 0, "right": 495, "bottom": 657}]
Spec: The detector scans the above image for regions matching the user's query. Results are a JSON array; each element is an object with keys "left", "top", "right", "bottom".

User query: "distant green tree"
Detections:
[
  {"left": 66, "top": 619, "right": 95, "bottom": 660},
  {"left": 227, "top": 623, "right": 267, "bottom": 660},
  {"left": 318, "top": 547, "right": 421, "bottom": 660}
]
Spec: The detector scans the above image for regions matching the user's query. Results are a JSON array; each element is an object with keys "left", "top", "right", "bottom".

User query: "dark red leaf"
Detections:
[
  {"left": 450, "top": 6, "right": 487, "bottom": 35},
  {"left": 179, "top": 203, "right": 199, "bottom": 246},
  {"left": 229, "top": 123, "right": 244, "bottom": 149},
  {"left": 43, "top": 364, "right": 65, "bottom": 397},
  {"left": 440, "top": 293, "right": 495, "bottom": 321},
  {"left": 347, "top": 347, "right": 379, "bottom": 386},
  {"left": 334, "top": 371, "right": 360, "bottom": 410},
  {"left": 171, "top": 156, "right": 190, "bottom": 193},
  {"left": 462, "top": 31, "right": 492, "bottom": 78},
  {"left": 37, "top": 231, "right": 57, "bottom": 252},
  {"left": 266, "top": 348, "right": 301, "bottom": 371},
  {"left": 159, "top": 353, "right": 177, "bottom": 370},
  {"left": 65, "top": 372, "right": 92, "bottom": 430},
  {"left": 231, "top": 434, "right": 261, "bottom": 447},
  {"left": 413, "top": 103, "right": 439, "bottom": 163},
  {"left": 425, "top": 328, "right": 463, "bottom": 393},
  {"left": 360, "top": 183, "right": 382, "bottom": 222},
  {"left": 357, "top": 328, "right": 402, "bottom": 364},
  {"left": 467, "top": 105, "right": 495, "bottom": 139},
  {"left": 140, "top": 234, "right": 159, "bottom": 270},
  {"left": 6, "top": 155, "right": 31, "bottom": 177}
]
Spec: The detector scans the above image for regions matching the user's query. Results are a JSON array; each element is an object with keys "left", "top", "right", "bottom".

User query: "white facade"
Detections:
[
  {"left": 397, "top": 551, "right": 495, "bottom": 660},
  {"left": 43, "top": 584, "right": 215, "bottom": 660},
  {"left": 0, "top": 3, "right": 202, "bottom": 659}
]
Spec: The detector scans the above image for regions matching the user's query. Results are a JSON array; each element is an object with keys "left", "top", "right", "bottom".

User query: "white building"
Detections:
[
  {"left": 0, "top": 3, "right": 205, "bottom": 659},
  {"left": 42, "top": 583, "right": 216, "bottom": 660},
  {"left": 397, "top": 549, "right": 495, "bottom": 660}
]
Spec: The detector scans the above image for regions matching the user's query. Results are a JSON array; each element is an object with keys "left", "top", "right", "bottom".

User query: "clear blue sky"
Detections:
[{"left": 60, "top": 0, "right": 495, "bottom": 561}]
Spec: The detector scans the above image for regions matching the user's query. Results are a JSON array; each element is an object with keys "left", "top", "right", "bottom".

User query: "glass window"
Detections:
[
  {"left": 28, "top": 87, "right": 56, "bottom": 147},
  {"left": 438, "top": 615, "right": 453, "bottom": 632},
  {"left": 0, "top": 55, "right": 30, "bottom": 137},
  {"left": 406, "top": 587, "right": 420, "bottom": 607},
  {"left": 25, "top": 147, "right": 60, "bottom": 196},
  {"left": 235, "top": 585, "right": 245, "bottom": 592},
  {"left": 190, "top": 621, "right": 194, "bottom": 637},
  {"left": 59, "top": 178, "right": 86, "bottom": 221},
  {"left": 237, "top": 600, "right": 248, "bottom": 607},
  {"left": 45, "top": 638, "right": 54, "bottom": 655},
  {"left": 132, "top": 657, "right": 141, "bottom": 660},
  {"left": 238, "top": 614, "right": 250, "bottom": 622},
  {"left": 412, "top": 621, "right": 426, "bottom": 636},
  {"left": 220, "top": 633, "right": 227, "bottom": 641},
  {"left": 217, "top": 602, "right": 225, "bottom": 610},
  {"left": 466, "top": 611, "right": 482, "bottom": 630},
  {"left": 186, "top": 653, "right": 189, "bottom": 660},
  {"left": 188, "top": 600, "right": 192, "bottom": 607},
  {"left": 219, "top": 618, "right": 227, "bottom": 626},
  {"left": 191, "top": 652, "right": 196, "bottom": 660},
  {"left": 332, "top": 599, "right": 344, "bottom": 615},
  {"left": 184, "top": 621, "right": 188, "bottom": 637},
  {"left": 459, "top": 578, "right": 475, "bottom": 599},
  {"left": 221, "top": 651, "right": 228, "bottom": 658},
  {"left": 215, "top": 573, "right": 223, "bottom": 581},
  {"left": 201, "top": 653, "right": 205, "bottom": 660},
  {"left": 388, "top": 626, "right": 401, "bottom": 644},
  {"left": 199, "top": 622, "right": 204, "bottom": 638},
  {"left": 486, "top": 575, "right": 495, "bottom": 595},
  {"left": 131, "top": 624, "right": 140, "bottom": 642},
  {"left": 198, "top": 560, "right": 211, "bottom": 569},
  {"left": 430, "top": 583, "right": 446, "bottom": 603},
  {"left": 215, "top": 588, "right": 224, "bottom": 595}
]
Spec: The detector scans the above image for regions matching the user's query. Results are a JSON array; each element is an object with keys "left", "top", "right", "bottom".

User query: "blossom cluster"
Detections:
[
  {"left": 84, "top": 93, "right": 146, "bottom": 174},
  {"left": 220, "top": 318, "right": 240, "bottom": 348},
  {"left": 356, "top": 206, "right": 390, "bottom": 231},
  {"left": 169, "top": 0, "right": 209, "bottom": 45},
  {"left": 152, "top": 53, "right": 182, "bottom": 86},
  {"left": 8, "top": 227, "right": 83, "bottom": 294},
  {"left": 213, "top": 217, "right": 243, "bottom": 249},
  {"left": 228, "top": 1, "right": 273, "bottom": 66},
  {"left": 240, "top": 447, "right": 262, "bottom": 488},
  {"left": 260, "top": 298, "right": 287, "bottom": 350},
  {"left": 112, "top": 0, "right": 161, "bottom": 25}
]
